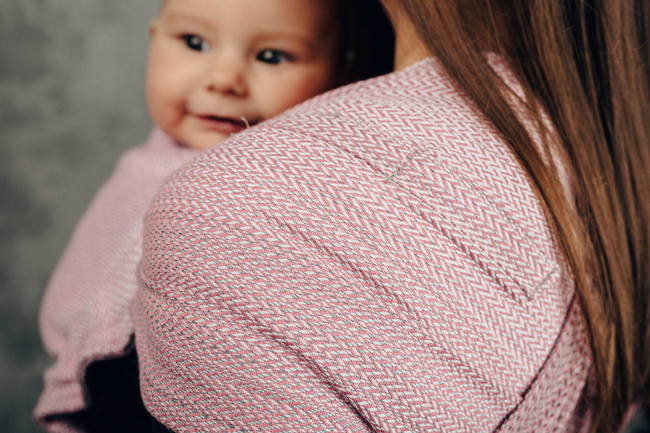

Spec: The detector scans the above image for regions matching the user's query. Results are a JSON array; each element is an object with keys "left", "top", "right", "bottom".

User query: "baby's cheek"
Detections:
[
  {"left": 263, "top": 78, "right": 322, "bottom": 117},
  {"left": 294, "top": 65, "right": 337, "bottom": 99}
]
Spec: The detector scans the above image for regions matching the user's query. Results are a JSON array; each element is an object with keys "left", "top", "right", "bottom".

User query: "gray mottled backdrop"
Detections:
[{"left": 1, "top": 1, "right": 157, "bottom": 431}]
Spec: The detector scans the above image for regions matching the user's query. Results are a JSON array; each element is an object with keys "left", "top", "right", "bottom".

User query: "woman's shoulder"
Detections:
[
  {"left": 174, "top": 57, "right": 538, "bottom": 235},
  {"left": 268, "top": 56, "right": 472, "bottom": 130}
]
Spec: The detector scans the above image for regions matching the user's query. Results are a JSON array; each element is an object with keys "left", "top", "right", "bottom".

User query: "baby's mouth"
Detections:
[{"left": 196, "top": 115, "right": 256, "bottom": 133}]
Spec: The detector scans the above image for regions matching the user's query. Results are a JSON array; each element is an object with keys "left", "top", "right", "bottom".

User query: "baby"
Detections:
[
  {"left": 149, "top": 0, "right": 344, "bottom": 150},
  {"left": 35, "top": 0, "right": 393, "bottom": 431}
]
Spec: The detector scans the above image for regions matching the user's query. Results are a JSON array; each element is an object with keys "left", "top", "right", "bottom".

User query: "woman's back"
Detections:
[{"left": 134, "top": 56, "right": 589, "bottom": 432}]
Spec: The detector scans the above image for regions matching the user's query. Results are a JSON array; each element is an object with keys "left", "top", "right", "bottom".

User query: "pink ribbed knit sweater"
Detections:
[
  {"left": 133, "top": 57, "right": 591, "bottom": 432},
  {"left": 35, "top": 129, "right": 198, "bottom": 432}
]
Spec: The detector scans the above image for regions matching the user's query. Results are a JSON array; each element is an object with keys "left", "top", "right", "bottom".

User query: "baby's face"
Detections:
[{"left": 147, "top": 0, "right": 340, "bottom": 149}]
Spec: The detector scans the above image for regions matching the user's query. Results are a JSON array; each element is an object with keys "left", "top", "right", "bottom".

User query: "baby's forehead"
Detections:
[{"left": 159, "top": 0, "right": 340, "bottom": 39}]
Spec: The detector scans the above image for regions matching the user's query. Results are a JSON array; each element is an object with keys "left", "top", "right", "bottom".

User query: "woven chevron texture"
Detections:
[{"left": 133, "top": 57, "right": 590, "bottom": 432}]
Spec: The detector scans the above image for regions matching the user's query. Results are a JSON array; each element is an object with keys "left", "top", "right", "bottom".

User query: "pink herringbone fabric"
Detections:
[
  {"left": 134, "top": 57, "right": 591, "bottom": 432},
  {"left": 35, "top": 129, "right": 198, "bottom": 432}
]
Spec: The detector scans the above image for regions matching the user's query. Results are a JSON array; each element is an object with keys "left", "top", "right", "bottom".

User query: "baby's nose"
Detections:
[{"left": 205, "top": 54, "right": 247, "bottom": 96}]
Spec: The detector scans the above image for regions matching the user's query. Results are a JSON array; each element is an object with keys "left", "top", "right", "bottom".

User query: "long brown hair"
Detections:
[{"left": 393, "top": 0, "right": 650, "bottom": 431}]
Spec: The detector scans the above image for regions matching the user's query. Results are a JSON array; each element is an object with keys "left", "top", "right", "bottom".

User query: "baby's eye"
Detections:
[
  {"left": 181, "top": 34, "right": 210, "bottom": 52},
  {"left": 256, "top": 49, "right": 292, "bottom": 65}
]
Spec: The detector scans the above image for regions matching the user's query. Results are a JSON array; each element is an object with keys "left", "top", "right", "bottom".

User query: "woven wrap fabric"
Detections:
[
  {"left": 134, "top": 57, "right": 590, "bottom": 432},
  {"left": 35, "top": 129, "right": 198, "bottom": 432}
]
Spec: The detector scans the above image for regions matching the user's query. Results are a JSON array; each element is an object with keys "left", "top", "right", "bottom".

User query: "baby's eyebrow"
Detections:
[{"left": 164, "top": 11, "right": 214, "bottom": 32}]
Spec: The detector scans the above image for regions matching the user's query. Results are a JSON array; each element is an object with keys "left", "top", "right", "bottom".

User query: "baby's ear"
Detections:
[{"left": 149, "top": 19, "right": 159, "bottom": 37}]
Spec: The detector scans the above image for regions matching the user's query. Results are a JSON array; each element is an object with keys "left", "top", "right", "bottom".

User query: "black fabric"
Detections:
[
  {"left": 82, "top": 348, "right": 154, "bottom": 432},
  {"left": 43, "top": 345, "right": 175, "bottom": 433}
]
